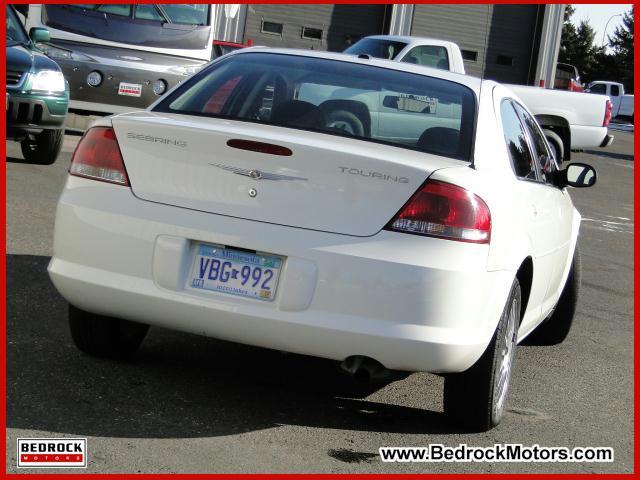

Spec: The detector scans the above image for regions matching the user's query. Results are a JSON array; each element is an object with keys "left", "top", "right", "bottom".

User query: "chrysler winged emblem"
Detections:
[{"left": 209, "top": 163, "right": 308, "bottom": 181}]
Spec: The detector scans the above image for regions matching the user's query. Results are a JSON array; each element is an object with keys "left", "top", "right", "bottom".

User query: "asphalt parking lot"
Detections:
[{"left": 5, "top": 129, "right": 634, "bottom": 473}]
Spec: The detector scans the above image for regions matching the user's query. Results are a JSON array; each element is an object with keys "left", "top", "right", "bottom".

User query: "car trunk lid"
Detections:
[{"left": 111, "top": 111, "right": 465, "bottom": 237}]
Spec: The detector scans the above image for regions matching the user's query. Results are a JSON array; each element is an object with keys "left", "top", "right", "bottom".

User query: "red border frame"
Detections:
[{"left": 1, "top": 1, "right": 637, "bottom": 477}]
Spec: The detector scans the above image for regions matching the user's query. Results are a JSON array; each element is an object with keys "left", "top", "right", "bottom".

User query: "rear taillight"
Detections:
[
  {"left": 603, "top": 100, "right": 613, "bottom": 127},
  {"left": 69, "top": 127, "right": 129, "bottom": 186},
  {"left": 571, "top": 80, "right": 584, "bottom": 92},
  {"left": 384, "top": 180, "right": 491, "bottom": 244}
]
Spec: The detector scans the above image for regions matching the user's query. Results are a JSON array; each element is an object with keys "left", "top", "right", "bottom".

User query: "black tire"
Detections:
[
  {"left": 325, "top": 110, "right": 365, "bottom": 137},
  {"left": 542, "top": 129, "right": 564, "bottom": 165},
  {"left": 68, "top": 304, "right": 149, "bottom": 359},
  {"left": 444, "top": 278, "right": 521, "bottom": 432},
  {"left": 20, "top": 129, "right": 64, "bottom": 165},
  {"left": 525, "top": 245, "right": 581, "bottom": 346}
]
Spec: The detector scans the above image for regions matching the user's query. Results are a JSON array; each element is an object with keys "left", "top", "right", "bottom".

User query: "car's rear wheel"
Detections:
[
  {"left": 542, "top": 129, "right": 564, "bottom": 165},
  {"left": 20, "top": 129, "right": 64, "bottom": 165},
  {"left": 325, "top": 110, "right": 365, "bottom": 136},
  {"left": 68, "top": 304, "right": 149, "bottom": 359},
  {"left": 525, "top": 245, "right": 581, "bottom": 345},
  {"left": 443, "top": 278, "right": 521, "bottom": 431}
]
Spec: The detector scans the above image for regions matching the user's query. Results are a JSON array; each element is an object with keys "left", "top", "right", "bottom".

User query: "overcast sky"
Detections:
[{"left": 572, "top": 4, "right": 633, "bottom": 48}]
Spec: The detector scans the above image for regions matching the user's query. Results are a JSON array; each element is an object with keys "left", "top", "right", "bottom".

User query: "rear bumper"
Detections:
[
  {"left": 570, "top": 125, "right": 609, "bottom": 149},
  {"left": 600, "top": 134, "right": 614, "bottom": 148},
  {"left": 48, "top": 177, "right": 516, "bottom": 373}
]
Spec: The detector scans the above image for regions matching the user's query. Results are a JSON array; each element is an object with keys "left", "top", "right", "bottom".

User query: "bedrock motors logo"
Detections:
[{"left": 17, "top": 438, "right": 87, "bottom": 468}]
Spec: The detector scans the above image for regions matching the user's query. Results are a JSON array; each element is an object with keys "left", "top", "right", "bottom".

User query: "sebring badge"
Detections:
[{"left": 209, "top": 163, "right": 307, "bottom": 182}]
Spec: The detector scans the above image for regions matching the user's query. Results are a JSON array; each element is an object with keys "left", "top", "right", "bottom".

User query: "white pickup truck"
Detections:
[
  {"left": 585, "top": 81, "right": 634, "bottom": 121},
  {"left": 345, "top": 35, "right": 614, "bottom": 162},
  {"left": 506, "top": 84, "right": 613, "bottom": 161}
]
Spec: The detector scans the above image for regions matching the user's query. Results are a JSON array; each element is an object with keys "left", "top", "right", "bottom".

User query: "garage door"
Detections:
[{"left": 243, "top": 4, "right": 388, "bottom": 52}]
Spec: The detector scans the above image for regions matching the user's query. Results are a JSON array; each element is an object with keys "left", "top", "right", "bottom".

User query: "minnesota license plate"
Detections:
[{"left": 188, "top": 244, "right": 283, "bottom": 301}]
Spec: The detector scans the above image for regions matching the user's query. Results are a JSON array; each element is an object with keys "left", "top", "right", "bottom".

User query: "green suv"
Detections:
[{"left": 6, "top": 5, "right": 69, "bottom": 164}]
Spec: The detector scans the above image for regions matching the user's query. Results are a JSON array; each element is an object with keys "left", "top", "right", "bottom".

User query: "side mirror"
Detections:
[
  {"left": 29, "top": 27, "right": 50, "bottom": 44},
  {"left": 554, "top": 162, "right": 597, "bottom": 188},
  {"left": 567, "top": 163, "right": 597, "bottom": 187}
]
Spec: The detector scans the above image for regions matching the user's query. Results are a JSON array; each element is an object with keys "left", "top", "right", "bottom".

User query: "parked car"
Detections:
[
  {"left": 49, "top": 48, "right": 596, "bottom": 431},
  {"left": 24, "top": 4, "right": 216, "bottom": 117},
  {"left": 586, "top": 80, "right": 634, "bottom": 121},
  {"left": 346, "top": 35, "right": 614, "bottom": 163},
  {"left": 554, "top": 63, "right": 584, "bottom": 92},
  {"left": 5, "top": 5, "right": 68, "bottom": 164}
]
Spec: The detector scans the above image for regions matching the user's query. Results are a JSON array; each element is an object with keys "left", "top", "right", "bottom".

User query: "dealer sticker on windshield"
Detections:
[
  {"left": 188, "top": 244, "right": 283, "bottom": 301},
  {"left": 118, "top": 82, "right": 142, "bottom": 97}
]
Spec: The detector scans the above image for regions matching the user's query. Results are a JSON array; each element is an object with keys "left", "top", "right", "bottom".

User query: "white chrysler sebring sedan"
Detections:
[{"left": 49, "top": 49, "right": 596, "bottom": 431}]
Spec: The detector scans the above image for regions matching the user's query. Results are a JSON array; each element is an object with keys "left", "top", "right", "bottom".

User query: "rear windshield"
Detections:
[
  {"left": 154, "top": 53, "right": 476, "bottom": 160},
  {"left": 344, "top": 38, "right": 408, "bottom": 60}
]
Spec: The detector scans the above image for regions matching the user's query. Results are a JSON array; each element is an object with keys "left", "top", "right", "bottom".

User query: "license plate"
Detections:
[
  {"left": 188, "top": 244, "right": 283, "bottom": 301},
  {"left": 118, "top": 82, "right": 142, "bottom": 97}
]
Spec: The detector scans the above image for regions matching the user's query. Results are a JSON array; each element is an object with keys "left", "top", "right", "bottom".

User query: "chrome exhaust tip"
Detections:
[{"left": 340, "top": 355, "right": 389, "bottom": 382}]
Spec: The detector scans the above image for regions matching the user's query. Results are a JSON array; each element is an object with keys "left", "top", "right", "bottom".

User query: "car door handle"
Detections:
[{"left": 531, "top": 204, "right": 538, "bottom": 217}]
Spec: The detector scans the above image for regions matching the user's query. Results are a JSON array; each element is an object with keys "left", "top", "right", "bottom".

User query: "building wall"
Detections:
[
  {"left": 238, "top": 4, "right": 555, "bottom": 86},
  {"left": 484, "top": 5, "right": 543, "bottom": 84},
  {"left": 243, "top": 4, "right": 388, "bottom": 52},
  {"left": 410, "top": 4, "right": 543, "bottom": 84}
]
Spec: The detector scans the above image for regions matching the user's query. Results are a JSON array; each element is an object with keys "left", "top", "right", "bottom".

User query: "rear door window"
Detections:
[
  {"left": 401, "top": 45, "right": 450, "bottom": 70},
  {"left": 512, "top": 102, "right": 558, "bottom": 182},
  {"left": 500, "top": 100, "right": 538, "bottom": 180}
]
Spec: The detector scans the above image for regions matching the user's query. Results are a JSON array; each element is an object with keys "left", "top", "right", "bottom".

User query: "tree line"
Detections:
[{"left": 558, "top": 5, "right": 634, "bottom": 93}]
